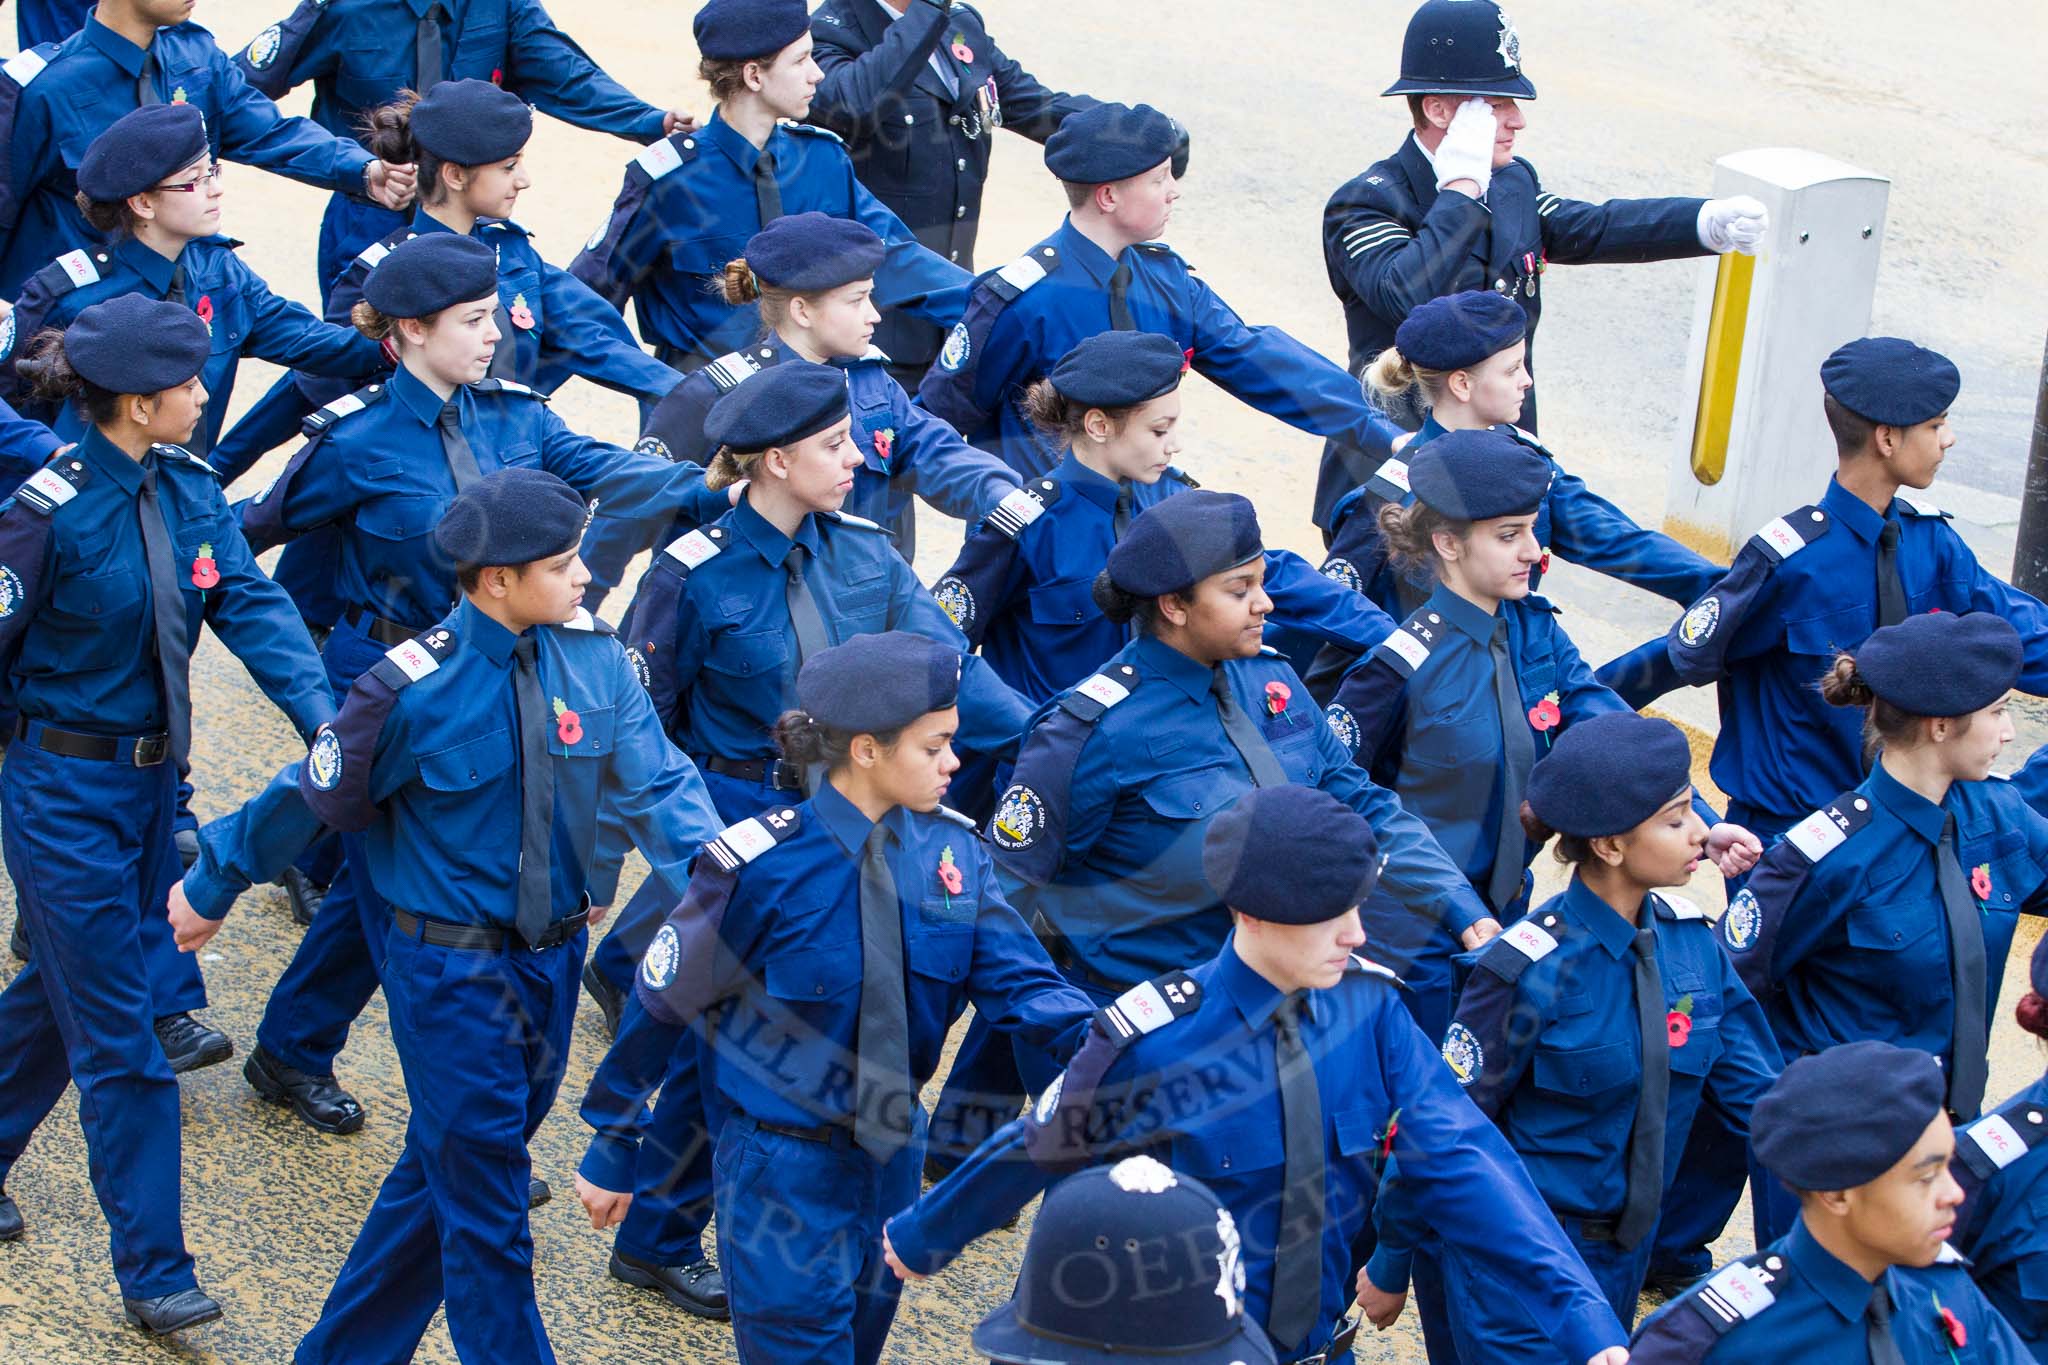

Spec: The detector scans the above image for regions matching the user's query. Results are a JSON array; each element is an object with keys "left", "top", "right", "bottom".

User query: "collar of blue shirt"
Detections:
[
  {"left": 730, "top": 495, "right": 822, "bottom": 567},
  {"left": 1053, "top": 451, "right": 1123, "bottom": 513},
  {"left": 452, "top": 596, "right": 522, "bottom": 668},
  {"left": 1557, "top": 875, "right": 1642, "bottom": 960},
  {"left": 1134, "top": 633, "right": 1216, "bottom": 704},
  {"left": 387, "top": 364, "right": 452, "bottom": 428},
  {"left": 809, "top": 776, "right": 916, "bottom": 860},
  {"left": 1214, "top": 933, "right": 1323, "bottom": 1031},
  {"left": 80, "top": 15, "right": 151, "bottom": 76},
  {"left": 75, "top": 425, "right": 146, "bottom": 496},
  {"left": 1784, "top": 1215, "right": 1894, "bottom": 1326},
  {"left": 1863, "top": 757, "right": 1950, "bottom": 847},
  {"left": 703, "top": 108, "right": 777, "bottom": 176},
  {"left": 1820, "top": 476, "right": 1898, "bottom": 546},
  {"left": 113, "top": 236, "right": 182, "bottom": 295},
  {"left": 1423, "top": 582, "right": 1502, "bottom": 647},
  {"left": 1052, "top": 217, "right": 1120, "bottom": 289}
]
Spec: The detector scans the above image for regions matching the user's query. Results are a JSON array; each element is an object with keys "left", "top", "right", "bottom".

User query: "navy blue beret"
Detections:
[
  {"left": 795, "top": 632, "right": 961, "bottom": 736},
  {"left": 1526, "top": 712, "right": 1692, "bottom": 838},
  {"left": 703, "top": 361, "right": 849, "bottom": 453},
  {"left": 363, "top": 234, "right": 500, "bottom": 319},
  {"left": 1106, "top": 490, "right": 1262, "bottom": 597},
  {"left": 975, "top": 1156, "right": 1275, "bottom": 1365},
  {"left": 1384, "top": 0, "right": 1537, "bottom": 100},
  {"left": 78, "top": 103, "right": 210, "bottom": 203},
  {"left": 1853, "top": 611, "right": 2020, "bottom": 717},
  {"left": 1202, "top": 786, "right": 1381, "bottom": 924},
  {"left": 693, "top": 0, "right": 808, "bottom": 60},
  {"left": 408, "top": 79, "right": 532, "bottom": 166},
  {"left": 433, "top": 467, "right": 589, "bottom": 568},
  {"left": 1393, "top": 289, "right": 1527, "bottom": 372},
  {"left": 65, "top": 295, "right": 209, "bottom": 394},
  {"left": 1044, "top": 102, "right": 1188, "bottom": 184},
  {"left": 1406, "top": 427, "right": 1552, "bottom": 521},
  {"left": 1821, "top": 337, "right": 1960, "bottom": 427},
  {"left": 1047, "top": 331, "right": 1187, "bottom": 409},
  {"left": 743, "top": 212, "right": 884, "bottom": 293},
  {"left": 1752, "top": 1041, "right": 1946, "bottom": 1191}
]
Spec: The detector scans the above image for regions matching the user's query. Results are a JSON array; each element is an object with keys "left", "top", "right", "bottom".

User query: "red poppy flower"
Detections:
[
  {"left": 1181, "top": 347, "right": 1194, "bottom": 372},
  {"left": 1667, "top": 1011, "right": 1692, "bottom": 1047},
  {"left": 1538, "top": 550, "right": 1551, "bottom": 575},
  {"left": 951, "top": 40, "right": 974, "bottom": 63},
  {"left": 1527, "top": 694, "right": 1562, "bottom": 731},
  {"left": 1971, "top": 864, "right": 1992, "bottom": 901},
  {"left": 1940, "top": 1305, "right": 1967, "bottom": 1348},
  {"left": 194, "top": 294, "right": 214, "bottom": 328},
  {"left": 938, "top": 846, "right": 964, "bottom": 896},
  {"left": 509, "top": 304, "right": 535, "bottom": 330},
  {"left": 873, "top": 429, "right": 894, "bottom": 465},
  {"left": 552, "top": 697, "right": 582, "bottom": 745},
  {"left": 190, "top": 542, "right": 219, "bottom": 590},
  {"left": 1264, "top": 680, "right": 1290, "bottom": 716}
]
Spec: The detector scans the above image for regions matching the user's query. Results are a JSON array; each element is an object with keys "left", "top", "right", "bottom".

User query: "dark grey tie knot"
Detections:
[
  {"left": 438, "top": 403, "right": 461, "bottom": 430},
  {"left": 1632, "top": 927, "right": 1657, "bottom": 959}
]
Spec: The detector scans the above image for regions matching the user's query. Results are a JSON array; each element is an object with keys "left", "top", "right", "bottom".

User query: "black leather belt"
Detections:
[
  {"left": 13, "top": 717, "right": 169, "bottom": 766},
  {"left": 700, "top": 754, "right": 806, "bottom": 792},
  {"left": 752, "top": 1116, "right": 853, "bottom": 1147},
  {"left": 1559, "top": 1213, "right": 1620, "bottom": 1243},
  {"left": 391, "top": 905, "right": 589, "bottom": 952},
  {"left": 343, "top": 605, "right": 421, "bottom": 648},
  {"left": 1297, "top": 1313, "right": 1361, "bottom": 1365}
]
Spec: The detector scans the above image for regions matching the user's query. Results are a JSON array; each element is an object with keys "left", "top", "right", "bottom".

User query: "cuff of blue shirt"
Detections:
[
  {"left": 588, "top": 858, "right": 625, "bottom": 911},
  {"left": 880, "top": 1209, "right": 950, "bottom": 1279},
  {"left": 1560, "top": 1307, "right": 1629, "bottom": 1364},
  {"left": 579, "top": 1132, "right": 640, "bottom": 1196},
  {"left": 182, "top": 854, "right": 243, "bottom": 922},
  {"left": 629, "top": 107, "right": 667, "bottom": 143},
  {"left": 1443, "top": 889, "right": 1492, "bottom": 937},
  {"left": 1364, "top": 1244, "right": 1414, "bottom": 1297}
]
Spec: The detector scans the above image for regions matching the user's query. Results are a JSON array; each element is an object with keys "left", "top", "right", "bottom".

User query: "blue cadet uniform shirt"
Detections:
[
  {"left": 239, "top": 364, "right": 730, "bottom": 628},
  {"left": 1320, "top": 413, "right": 1721, "bottom": 618},
  {"left": 1, "top": 234, "right": 381, "bottom": 455},
  {"left": 807, "top": 0, "right": 1097, "bottom": 372},
  {"left": 571, "top": 111, "right": 972, "bottom": 367},
  {"left": 919, "top": 215, "right": 1401, "bottom": 481},
  {"left": 1719, "top": 762, "right": 2048, "bottom": 1095},
  {"left": 1950, "top": 1078, "right": 2048, "bottom": 1358},
  {"left": 1655, "top": 479, "right": 2048, "bottom": 830},
  {"left": 183, "top": 595, "right": 722, "bottom": 928},
  {"left": 886, "top": 939, "right": 1629, "bottom": 1363},
  {"left": 1630, "top": 1217, "right": 2032, "bottom": 1363},
  {"left": 0, "top": 15, "right": 373, "bottom": 295},
  {"left": 989, "top": 634, "right": 1489, "bottom": 991},
  {"left": 633, "top": 781, "right": 1096, "bottom": 1137},
  {"left": 1316, "top": 134, "right": 1705, "bottom": 523},
  {"left": 0, "top": 431, "right": 333, "bottom": 740}
]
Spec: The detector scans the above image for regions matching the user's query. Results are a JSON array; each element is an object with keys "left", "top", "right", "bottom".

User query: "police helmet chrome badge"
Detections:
[
  {"left": 991, "top": 785, "right": 1045, "bottom": 850},
  {"left": 939, "top": 322, "right": 971, "bottom": 372},
  {"left": 933, "top": 575, "right": 974, "bottom": 630},
  {"left": 1108, "top": 1153, "right": 1177, "bottom": 1194},
  {"left": 635, "top": 435, "right": 671, "bottom": 462},
  {"left": 1723, "top": 889, "right": 1761, "bottom": 951},
  {"left": 248, "top": 22, "right": 282, "bottom": 69},
  {"left": 1442, "top": 1022, "right": 1483, "bottom": 1085},
  {"left": 307, "top": 727, "right": 344, "bottom": 791},
  {"left": 1496, "top": 9, "right": 1523, "bottom": 69},
  {"left": 642, "top": 923, "right": 681, "bottom": 991},
  {"left": 1032, "top": 1070, "right": 1065, "bottom": 1124},
  {"left": 1678, "top": 596, "right": 1721, "bottom": 647},
  {"left": 0, "top": 565, "right": 22, "bottom": 617},
  {"left": 1212, "top": 1206, "right": 1245, "bottom": 1318}
]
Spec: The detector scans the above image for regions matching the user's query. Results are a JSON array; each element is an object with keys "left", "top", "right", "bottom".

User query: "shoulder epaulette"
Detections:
[
  {"left": 659, "top": 525, "right": 728, "bottom": 572},
  {"left": 1476, "top": 910, "right": 1567, "bottom": 983},
  {"left": 1346, "top": 953, "right": 1401, "bottom": 983},
  {"left": 1132, "top": 240, "right": 1174, "bottom": 255},
  {"left": 702, "top": 803, "right": 804, "bottom": 872},
  {"left": 1056, "top": 662, "right": 1141, "bottom": 723},
  {"left": 553, "top": 607, "right": 615, "bottom": 636},
  {"left": 856, "top": 342, "right": 891, "bottom": 364},
  {"left": 983, "top": 478, "right": 1059, "bottom": 539},
  {"left": 1522, "top": 592, "right": 1561, "bottom": 615},
  {"left": 52, "top": 247, "right": 105, "bottom": 290},
  {"left": 472, "top": 378, "right": 545, "bottom": 401},
  {"left": 1255, "top": 644, "right": 1282, "bottom": 658},
  {"left": 150, "top": 442, "right": 218, "bottom": 477},
  {"left": 1744, "top": 505, "right": 1829, "bottom": 562},
  {"left": 1165, "top": 465, "right": 1201, "bottom": 490},
  {"left": 2, "top": 44, "right": 58, "bottom": 89},
  {"left": 302, "top": 383, "right": 388, "bottom": 435},
  {"left": 476, "top": 216, "right": 530, "bottom": 239},
  {"left": 932, "top": 805, "right": 978, "bottom": 830},
  {"left": 1368, "top": 605, "right": 1444, "bottom": 679},
  {"left": 1897, "top": 496, "right": 1952, "bottom": 520},
  {"left": 368, "top": 623, "right": 458, "bottom": 690},
  {"left": 1500, "top": 423, "right": 1557, "bottom": 459},
  {"left": 11, "top": 452, "right": 91, "bottom": 515},
  {"left": 353, "top": 234, "right": 408, "bottom": 272},
  {"left": 1653, "top": 892, "right": 1707, "bottom": 921},
  {"left": 1679, "top": 1252, "right": 1783, "bottom": 1340},
  {"left": 1783, "top": 789, "right": 1875, "bottom": 864},
  {"left": 634, "top": 434, "right": 672, "bottom": 460},
  {"left": 783, "top": 120, "right": 843, "bottom": 145},
  {"left": 823, "top": 508, "right": 887, "bottom": 533},
  {"left": 704, "top": 346, "right": 767, "bottom": 393},
  {"left": 1095, "top": 967, "right": 1202, "bottom": 1047},
  {"left": 982, "top": 245, "right": 1058, "bottom": 303},
  {"left": 1956, "top": 1093, "right": 2048, "bottom": 1177},
  {"left": 633, "top": 132, "right": 699, "bottom": 182}
]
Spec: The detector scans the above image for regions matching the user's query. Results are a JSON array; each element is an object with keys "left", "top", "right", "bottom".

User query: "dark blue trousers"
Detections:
[{"left": 578, "top": 994, "right": 718, "bottom": 1269}]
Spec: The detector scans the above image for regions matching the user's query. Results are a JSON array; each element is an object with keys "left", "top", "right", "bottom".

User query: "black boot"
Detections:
[
  {"left": 528, "top": 1178, "right": 551, "bottom": 1209},
  {"left": 154, "top": 1013, "right": 233, "bottom": 1074},
  {"left": 173, "top": 829, "right": 200, "bottom": 872},
  {"left": 276, "top": 866, "right": 328, "bottom": 928},
  {"left": 244, "top": 1045, "right": 364, "bottom": 1134},
  {"left": 582, "top": 961, "right": 624, "bottom": 1039},
  {"left": 0, "top": 1191, "right": 22, "bottom": 1241},
  {"left": 608, "top": 1250, "right": 730, "bottom": 1320},
  {"left": 122, "top": 1288, "right": 223, "bottom": 1334},
  {"left": 8, "top": 916, "right": 24, "bottom": 962}
]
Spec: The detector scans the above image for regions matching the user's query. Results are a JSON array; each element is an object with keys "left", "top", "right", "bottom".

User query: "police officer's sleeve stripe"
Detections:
[
  {"left": 1535, "top": 193, "right": 1563, "bottom": 217},
  {"left": 705, "top": 350, "right": 761, "bottom": 392},
  {"left": 3, "top": 49, "right": 49, "bottom": 85},
  {"left": 1343, "top": 225, "right": 1414, "bottom": 257}
]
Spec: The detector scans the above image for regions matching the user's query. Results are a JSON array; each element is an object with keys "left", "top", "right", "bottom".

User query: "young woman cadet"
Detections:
[
  {"left": 1365, "top": 711, "right": 1780, "bottom": 1361},
  {"left": 0, "top": 296, "right": 334, "bottom": 1334},
  {"left": 1721, "top": 611, "right": 2048, "bottom": 1246}
]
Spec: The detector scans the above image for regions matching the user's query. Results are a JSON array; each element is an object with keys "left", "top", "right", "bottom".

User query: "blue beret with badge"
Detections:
[
  {"left": 1851, "top": 611, "right": 2020, "bottom": 718},
  {"left": 77, "top": 103, "right": 211, "bottom": 203},
  {"left": 1106, "top": 489, "right": 1262, "bottom": 598},
  {"left": 794, "top": 631, "right": 961, "bottom": 737},
  {"left": 743, "top": 212, "right": 885, "bottom": 294},
  {"left": 1047, "top": 331, "right": 1188, "bottom": 410},
  {"left": 1392, "top": 289, "right": 1527, "bottom": 372},
  {"left": 973, "top": 1155, "right": 1276, "bottom": 1365},
  {"left": 1821, "top": 337, "right": 1961, "bottom": 427},
  {"left": 1044, "top": 102, "right": 1189, "bottom": 184},
  {"left": 65, "top": 295, "right": 209, "bottom": 394},
  {"left": 433, "top": 467, "right": 588, "bottom": 568},
  {"left": 363, "top": 234, "right": 500, "bottom": 319},
  {"left": 408, "top": 79, "right": 533, "bottom": 167},
  {"left": 1201, "top": 786, "right": 1380, "bottom": 924},
  {"left": 692, "top": 0, "right": 809, "bottom": 60},
  {"left": 1383, "top": 0, "right": 1537, "bottom": 100},
  {"left": 1751, "top": 1040, "right": 1946, "bottom": 1192},
  {"left": 1526, "top": 711, "right": 1692, "bottom": 838},
  {"left": 703, "top": 361, "right": 849, "bottom": 453},
  {"left": 1406, "top": 427, "right": 1551, "bottom": 521}
]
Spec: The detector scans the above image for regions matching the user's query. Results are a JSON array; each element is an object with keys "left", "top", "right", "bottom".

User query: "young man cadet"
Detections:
[
  {"left": 168, "top": 468, "right": 723, "bottom": 1365},
  {"left": 918, "top": 100, "right": 1404, "bottom": 483}
]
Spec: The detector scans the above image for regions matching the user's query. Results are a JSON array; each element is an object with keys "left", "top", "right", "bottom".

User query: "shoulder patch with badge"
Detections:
[
  {"left": 1095, "top": 969, "right": 1202, "bottom": 1046},
  {"left": 12, "top": 453, "right": 90, "bottom": 516},
  {"left": 933, "top": 575, "right": 975, "bottom": 630},
  {"left": 1784, "top": 790, "right": 1874, "bottom": 864},
  {"left": 1677, "top": 594, "right": 1722, "bottom": 648},
  {"left": 640, "top": 922, "right": 682, "bottom": 992},
  {"left": 635, "top": 435, "right": 671, "bottom": 461},
  {"left": 984, "top": 479, "right": 1058, "bottom": 540},
  {"left": 306, "top": 726, "right": 344, "bottom": 791},
  {"left": 1441, "top": 1021, "right": 1484, "bottom": 1086},
  {"left": 1720, "top": 888, "right": 1762, "bottom": 951},
  {"left": 991, "top": 784, "right": 1047, "bottom": 851},
  {"left": 1370, "top": 606, "right": 1444, "bottom": 678},
  {"left": 702, "top": 803, "right": 804, "bottom": 873},
  {"left": 704, "top": 347, "right": 765, "bottom": 393},
  {"left": 661, "top": 526, "right": 726, "bottom": 569},
  {"left": 1323, "top": 701, "right": 1360, "bottom": 753}
]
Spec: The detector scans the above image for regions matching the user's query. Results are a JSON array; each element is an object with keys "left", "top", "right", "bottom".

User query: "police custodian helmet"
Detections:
[{"left": 1383, "top": 0, "right": 1538, "bottom": 100}]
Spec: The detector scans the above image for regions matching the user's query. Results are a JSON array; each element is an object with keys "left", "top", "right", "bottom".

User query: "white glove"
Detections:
[
  {"left": 1432, "top": 96, "right": 1496, "bottom": 197},
  {"left": 1697, "top": 195, "right": 1768, "bottom": 254}
]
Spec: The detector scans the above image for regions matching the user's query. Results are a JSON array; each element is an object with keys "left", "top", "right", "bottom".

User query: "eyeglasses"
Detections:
[{"left": 153, "top": 164, "right": 223, "bottom": 194}]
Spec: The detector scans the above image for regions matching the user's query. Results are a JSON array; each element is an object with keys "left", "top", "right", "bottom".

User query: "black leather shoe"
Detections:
[
  {"left": 1640, "top": 1267, "right": 1706, "bottom": 1302},
  {"left": 609, "top": 1250, "right": 730, "bottom": 1320},
  {"left": 0, "top": 1191, "right": 23, "bottom": 1241},
  {"left": 154, "top": 1013, "right": 233, "bottom": 1075},
  {"left": 582, "top": 961, "right": 624, "bottom": 1039},
  {"left": 528, "top": 1178, "right": 551, "bottom": 1209},
  {"left": 122, "top": 1288, "right": 222, "bottom": 1334},
  {"left": 276, "top": 866, "right": 328, "bottom": 928},
  {"left": 244, "top": 1045, "right": 364, "bottom": 1134},
  {"left": 8, "top": 916, "right": 25, "bottom": 962},
  {"left": 173, "top": 828, "right": 200, "bottom": 872}
]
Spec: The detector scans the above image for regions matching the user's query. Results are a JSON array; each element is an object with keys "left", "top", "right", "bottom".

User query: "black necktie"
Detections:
[
  {"left": 1875, "top": 520, "right": 1907, "bottom": 627},
  {"left": 165, "top": 262, "right": 186, "bottom": 308},
  {"left": 1211, "top": 667, "right": 1287, "bottom": 788},
  {"left": 414, "top": 4, "right": 446, "bottom": 94},
  {"left": 1865, "top": 1281, "right": 1908, "bottom": 1365},
  {"left": 754, "top": 149, "right": 783, "bottom": 227},
  {"left": 136, "top": 47, "right": 161, "bottom": 106},
  {"left": 137, "top": 465, "right": 191, "bottom": 772},
  {"left": 1106, "top": 261, "right": 1136, "bottom": 331},
  {"left": 1487, "top": 622, "right": 1536, "bottom": 913},
  {"left": 1616, "top": 926, "right": 1670, "bottom": 1249},
  {"left": 1112, "top": 483, "right": 1134, "bottom": 541},
  {"left": 436, "top": 402, "right": 483, "bottom": 489},
  {"left": 854, "top": 823, "right": 913, "bottom": 1161},
  {"left": 1936, "top": 817, "right": 1989, "bottom": 1118},
  {"left": 510, "top": 636, "right": 554, "bottom": 947},
  {"left": 487, "top": 300, "right": 517, "bottom": 379},
  {"left": 1268, "top": 994, "right": 1325, "bottom": 1349},
  {"left": 784, "top": 544, "right": 829, "bottom": 668}
]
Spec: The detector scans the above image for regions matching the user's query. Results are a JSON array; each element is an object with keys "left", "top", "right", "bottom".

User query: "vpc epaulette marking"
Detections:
[
  {"left": 662, "top": 526, "right": 724, "bottom": 568},
  {"left": 705, "top": 348, "right": 765, "bottom": 392},
  {"left": 985, "top": 479, "right": 1056, "bottom": 539},
  {"left": 1785, "top": 792, "right": 1872, "bottom": 863},
  {"left": 1374, "top": 608, "right": 1440, "bottom": 676},
  {"left": 1097, "top": 970, "right": 1200, "bottom": 1044},
  {"left": 1751, "top": 506, "right": 1827, "bottom": 562},
  {"left": 703, "top": 805, "right": 802, "bottom": 872},
  {"left": 15, "top": 456, "right": 88, "bottom": 514},
  {"left": 1692, "top": 1256, "right": 1778, "bottom": 1329}
]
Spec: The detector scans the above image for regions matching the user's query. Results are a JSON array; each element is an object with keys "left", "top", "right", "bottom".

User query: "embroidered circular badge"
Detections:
[
  {"left": 635, "top": 435, "right": 672, "bottom": 462},
  {"left": 991, "top": 785, "right": 1046, "bottom": 851},
  {"left": 628, "top": 645, "right": 652, "bottom": 691},
  {"left": 1677, "top": 595, "right": 1721, "bottom": 648},
  {"left": 1324, "top": 702, "right": 1360, "bottom": 754},
  {"left": 933, "top": 575, "right": 975, "bottom": 630},
  {"left": 1442, "top": 1021, "right": 1483, "bottom": 1086},
  {"left": 1321, "top": 556, "right": 1363, "bottom": 593},
  {"left": 1722, "top": 888, "right": 1761, "bottom": 951},
  {"left": 307, "top": 727, "right": 343, "bottom": 791},
  {"left": 0, "top": 308, "right": 16, "bottom": 362},
  {"left": 641, "top": 923, "right": 680, "bottom": 991},
  {"left": 248, "top": 22, "right": 282, "bottom": 69},
  {"left": 939, "top": 321, "right": 972, "bottom": 372}
]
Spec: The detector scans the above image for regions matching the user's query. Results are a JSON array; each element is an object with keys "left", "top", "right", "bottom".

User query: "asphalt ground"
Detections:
[{"left": 2, "top": 0, "right": 2046, "bottom": 1360}]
